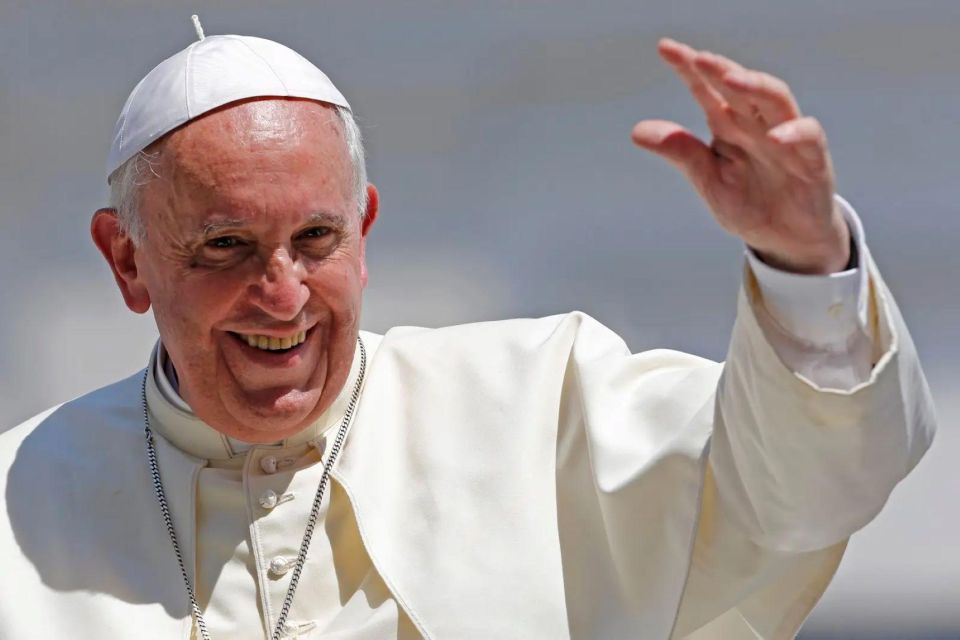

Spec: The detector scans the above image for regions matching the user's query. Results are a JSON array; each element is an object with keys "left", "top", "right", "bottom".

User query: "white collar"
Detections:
[{"left": 146, "top": 340, "right": 364, "bottom": 461}]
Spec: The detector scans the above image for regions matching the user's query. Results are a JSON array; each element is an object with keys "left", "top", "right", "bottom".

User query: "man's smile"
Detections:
[
  {"left": 230, "top": 329, "right": 308, "bottom": 352},
  {"left": 224, "top": 327, "right": 318, "bottom": 369}
]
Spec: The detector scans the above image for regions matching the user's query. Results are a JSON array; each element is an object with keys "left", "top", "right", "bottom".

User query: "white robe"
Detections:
[
  {"left": 148, "top": 340, "right": 422, "bottom": 639},
  {"left": 0, "top": 248, "right": 935, "bottom": 639}
]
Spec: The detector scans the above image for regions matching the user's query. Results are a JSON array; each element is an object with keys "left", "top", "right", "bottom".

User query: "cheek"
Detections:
[
  {"left": 152, "top": 273, "right": 247, "bottom": 345},
  {"left": 308, "top": 260, "right": 364, "bottom": 318}
]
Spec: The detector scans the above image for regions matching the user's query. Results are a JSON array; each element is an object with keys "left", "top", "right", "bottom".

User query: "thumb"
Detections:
[{"left": 632, "top": 120, "right": 717, "bottom": 189}]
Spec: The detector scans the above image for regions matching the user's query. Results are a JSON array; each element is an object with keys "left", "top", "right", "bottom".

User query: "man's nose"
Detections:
[{"left": 252, "top": 248, "right": 309, "bottom": 321}]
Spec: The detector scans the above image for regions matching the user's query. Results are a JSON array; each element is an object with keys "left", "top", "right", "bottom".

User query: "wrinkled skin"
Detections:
[{"left": 92, "top": 98, "right": 378, "bottom": 442}]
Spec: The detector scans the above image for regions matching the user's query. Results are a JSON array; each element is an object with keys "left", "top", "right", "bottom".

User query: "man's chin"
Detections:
[{"left": 224, "top": 387, "right": 324, "bottom": 442}]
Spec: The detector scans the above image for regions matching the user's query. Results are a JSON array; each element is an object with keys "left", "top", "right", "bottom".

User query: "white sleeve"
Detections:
[
  {"left": 709, "top": 231, "right": 936, "bottom": 554},
  {"left": 745, "top": 195, "right": 873, "bottom": 390},
  {"left": 672, "top": 204, "right": 937, "bottom": 634}
]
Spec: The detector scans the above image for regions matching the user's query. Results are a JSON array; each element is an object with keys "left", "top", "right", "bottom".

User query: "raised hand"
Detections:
[{"left": 632, "top": 38, "right": 850, "bottom": 274}]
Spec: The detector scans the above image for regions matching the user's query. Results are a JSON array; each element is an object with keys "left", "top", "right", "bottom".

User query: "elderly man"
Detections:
[{"left": 0, "top": 22, "right": 935, "bottom": 640}]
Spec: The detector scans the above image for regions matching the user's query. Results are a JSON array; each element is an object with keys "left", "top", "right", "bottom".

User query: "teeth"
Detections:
[{"left": 239, "top": 330, "right": 308, "bottom": 351}]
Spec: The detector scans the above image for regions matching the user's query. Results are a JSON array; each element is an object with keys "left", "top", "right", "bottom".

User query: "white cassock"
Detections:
[{"left": 0, "top": 200, "right": 936, "bottom": 639}]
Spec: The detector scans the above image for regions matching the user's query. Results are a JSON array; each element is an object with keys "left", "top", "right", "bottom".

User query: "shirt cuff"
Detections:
[{"left": 745, "top": 195, "right": 869, "bottom": 349}]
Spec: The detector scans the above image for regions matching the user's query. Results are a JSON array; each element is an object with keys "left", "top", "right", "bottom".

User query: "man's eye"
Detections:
[
  {"left": 300, "top": 227, "right": 331, "bottom": 239},
  {"left": 206, "top": 236, "right": 242, "bottom": 249}
]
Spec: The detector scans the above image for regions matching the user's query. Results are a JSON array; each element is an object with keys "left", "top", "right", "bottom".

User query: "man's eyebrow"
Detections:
[
  {"left": 198, "top": 212, "right": 345, "bottom": 237},
  {"left": 303, "top": 211, "right": 345, "bottom": 228},
  {"left": 200, "top": 219, "right": 247, "bottom": 237}
]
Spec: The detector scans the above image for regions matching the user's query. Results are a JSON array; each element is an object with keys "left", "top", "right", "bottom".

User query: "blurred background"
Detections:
[{"left": 1, "top": 1, "right": 957, "bottom": 637}]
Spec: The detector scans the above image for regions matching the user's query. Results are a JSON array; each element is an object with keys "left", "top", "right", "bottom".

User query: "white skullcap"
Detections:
[{"left": 107, "top": 19, "right": 350, "bottom": 182}]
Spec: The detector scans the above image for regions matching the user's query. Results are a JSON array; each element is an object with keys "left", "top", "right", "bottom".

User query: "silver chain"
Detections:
[{"left": 142, "top": 337, "right": 367, "bottom": 640}]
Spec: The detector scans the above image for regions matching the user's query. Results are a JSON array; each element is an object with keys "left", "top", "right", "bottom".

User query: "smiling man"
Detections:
[
  {"left": 0, "top": 23, "right": 936, "bottom": 640},
  {"left": 98, "top": 97, "right": 374, "bottom": 443}
]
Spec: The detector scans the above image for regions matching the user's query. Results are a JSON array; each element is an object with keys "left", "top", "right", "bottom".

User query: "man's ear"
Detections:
[
  {"left": 358, "top": 184, "right": 379, "bottom": 288},
  {"left": 90, "top": 208, "right": 152, "bottom": 314},
  {"left": 361, "top": 183, "right": 379, "bottom": 238}
]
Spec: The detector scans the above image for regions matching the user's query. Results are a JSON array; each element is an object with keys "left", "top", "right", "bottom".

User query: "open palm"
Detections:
[{"left": 632, "top": 39, "right": 850, "bottom": 274}]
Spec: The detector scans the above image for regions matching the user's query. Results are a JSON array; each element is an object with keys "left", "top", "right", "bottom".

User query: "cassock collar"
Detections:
[{"left": 145, "top": 340, "right": 365, "bottom": 461}]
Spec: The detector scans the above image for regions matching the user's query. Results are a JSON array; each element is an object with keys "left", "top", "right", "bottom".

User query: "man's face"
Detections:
[{"left": 121, "top": 99, "right": 375, "bottom": 442}]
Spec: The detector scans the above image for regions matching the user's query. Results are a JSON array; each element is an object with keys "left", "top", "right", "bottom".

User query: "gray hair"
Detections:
[{"left": 108, "top": 104, "right": 368, "bottom": 244}]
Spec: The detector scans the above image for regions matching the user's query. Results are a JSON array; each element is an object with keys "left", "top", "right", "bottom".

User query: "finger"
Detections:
[
  {"left": 769, "top": 116, "right": 826, "bottom": 157},
  {"left": 693, "top": 51, "right": 768, "bottom": 133},
  {"left": 632, "top": 119, "right": 719, "bottom": 189},
  {"left": 657, "top": 37, "right": 697, "bottom": 67},
  {"left": 723, "top": 69, "right": 801, "bottom": 127},
  {"left": 658, "top": 38, "right": 726, "bottom": 118},
  {"left": 768, "top": 116, "right": 833, "bottom": 182}
]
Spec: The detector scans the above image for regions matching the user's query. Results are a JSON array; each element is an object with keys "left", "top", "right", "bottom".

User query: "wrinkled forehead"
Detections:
[
  {"left": 132, "top": 98, "right": 357, "bottom": 231},
  {"left": 157, "top": 98, "right": 350, "bottom": 191}
]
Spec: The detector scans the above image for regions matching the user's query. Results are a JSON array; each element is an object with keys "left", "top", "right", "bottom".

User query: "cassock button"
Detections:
[
  {"left": 281, "top": 621, "right": 317, "bottom": 638},
  {"left": 259, "top": 490, "right": 279, "bottom": 509},
  {"left": 260, "top": 455, "right": 278, "bottom": 474},
  {"left": 269, "top": 555, "right": 293, "bottom": 577},
  {"left": 308, "top": 436, "right": 325, "bottom": 455}
]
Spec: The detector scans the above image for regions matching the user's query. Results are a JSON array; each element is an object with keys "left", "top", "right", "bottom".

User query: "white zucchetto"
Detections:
[{"left": 106, "top": 22, "right": 350, "bottom": 181}]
